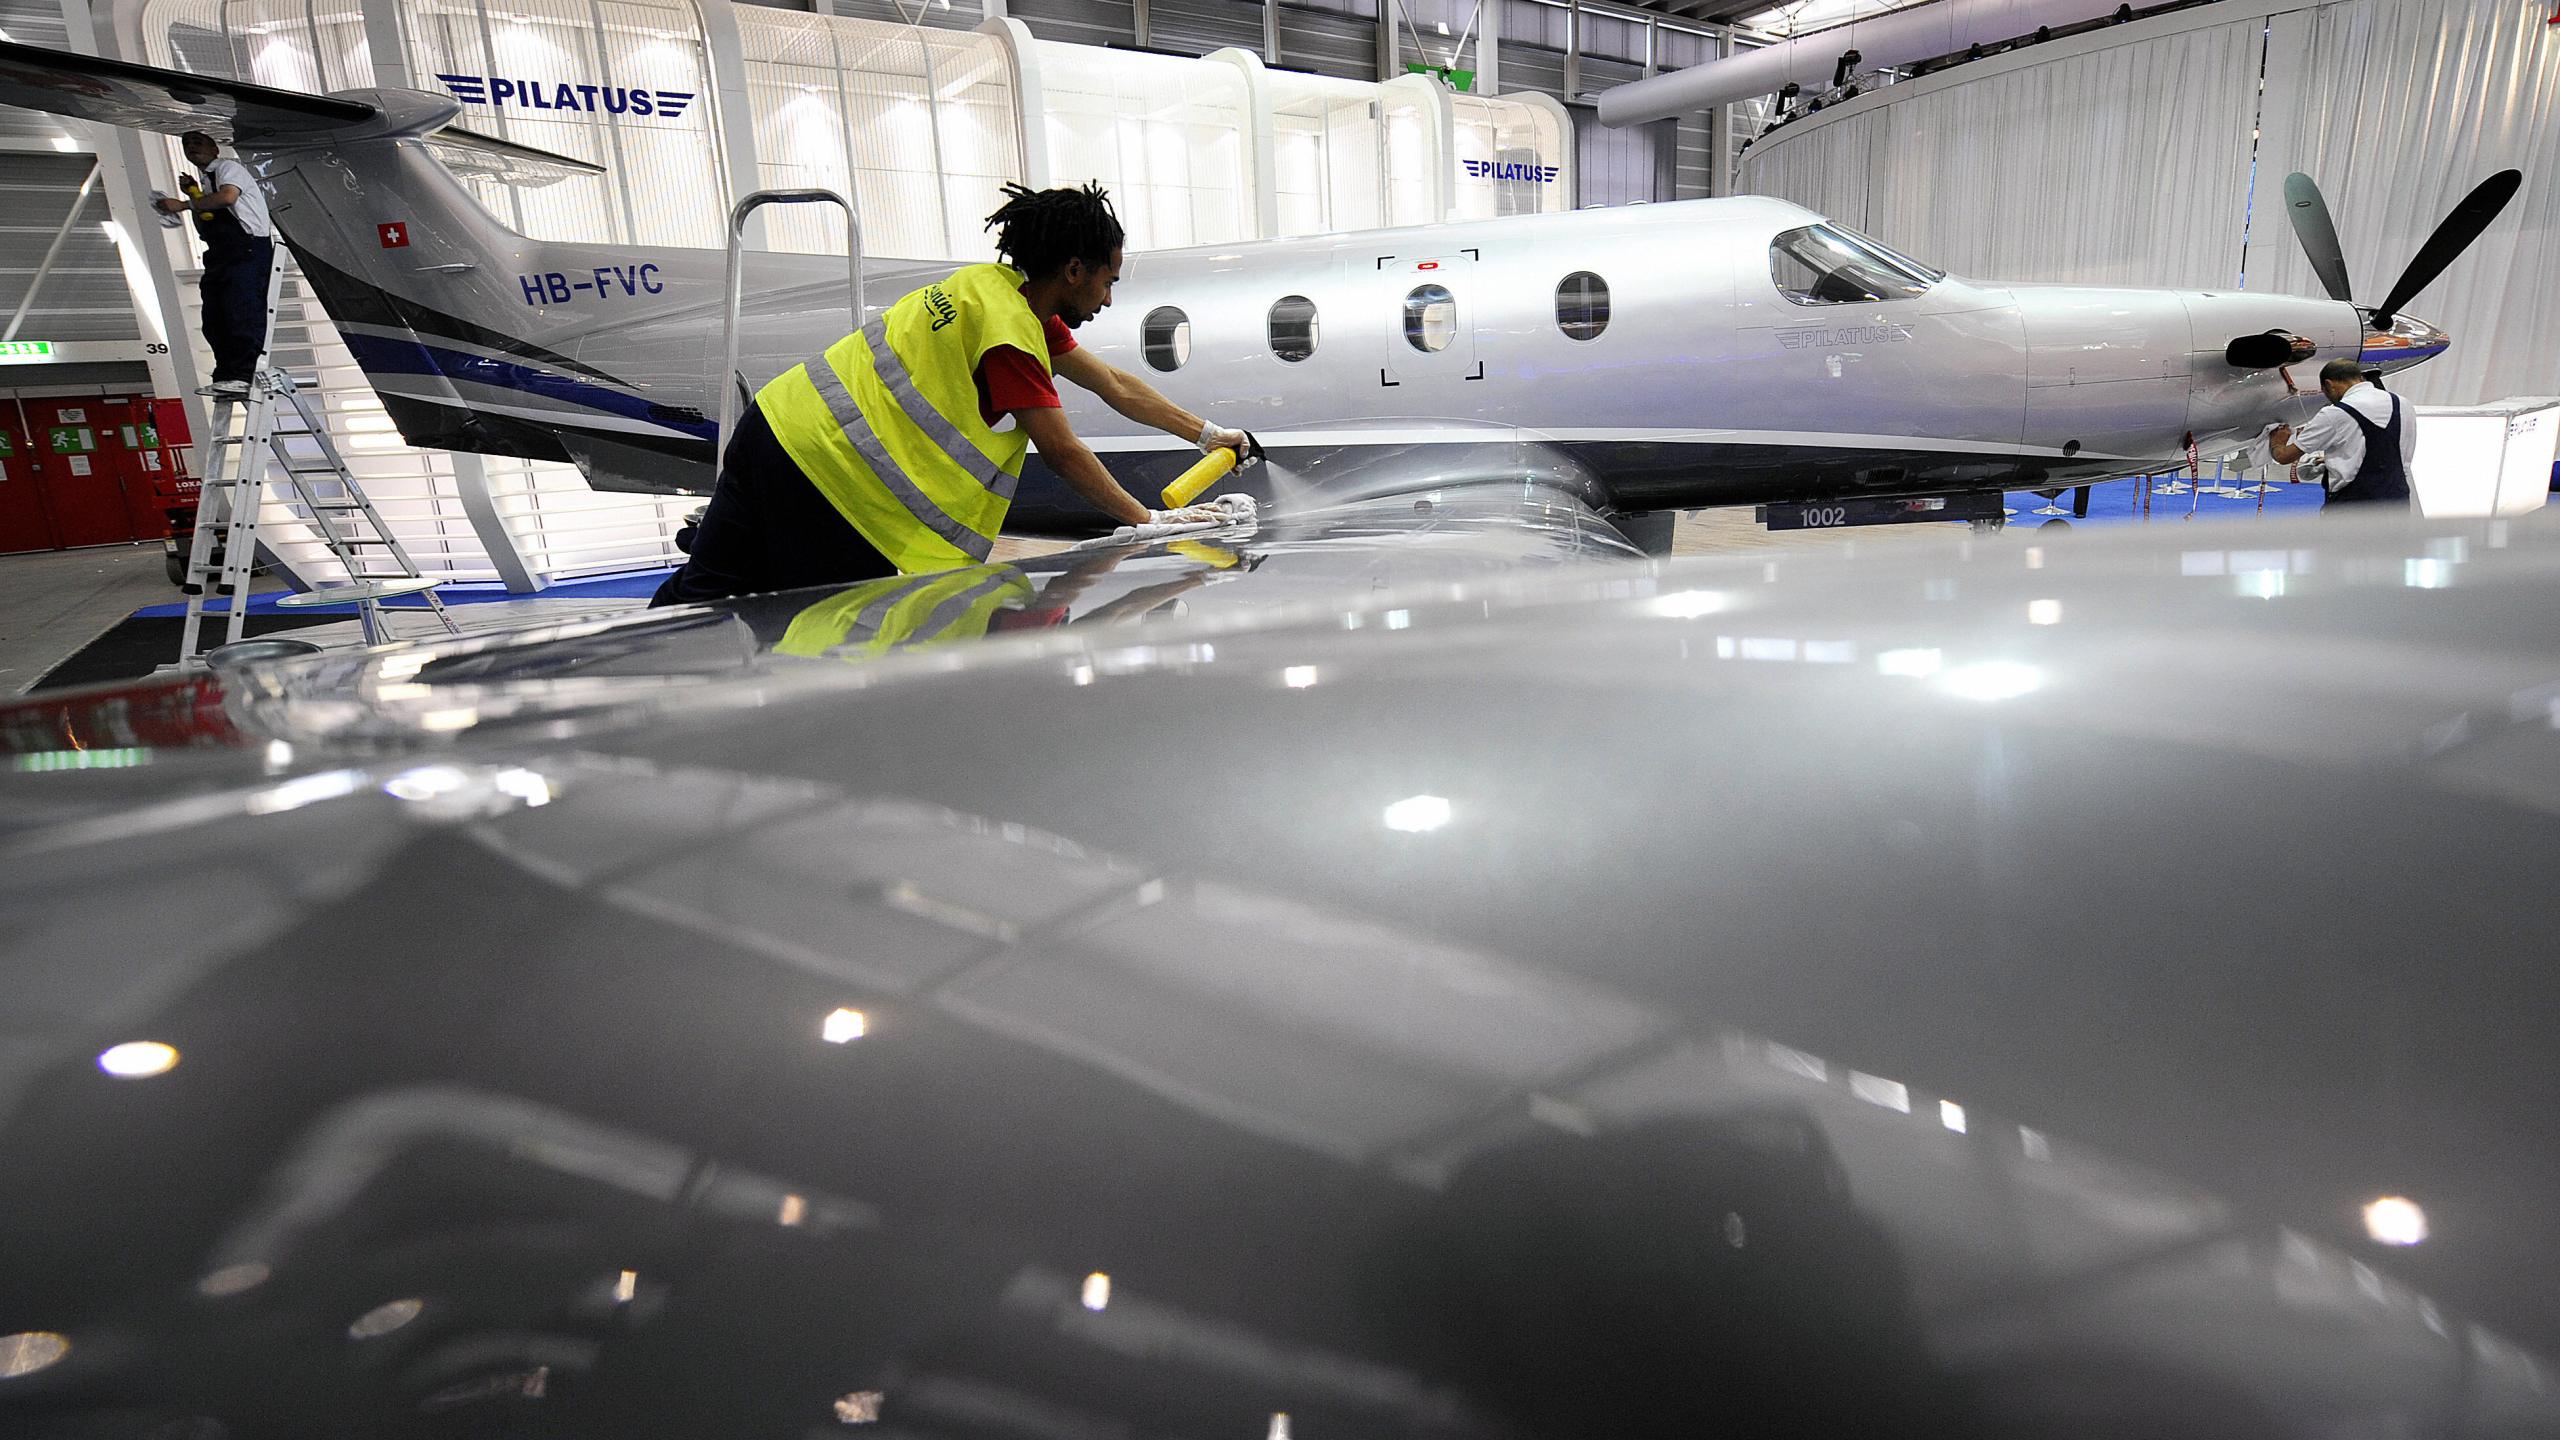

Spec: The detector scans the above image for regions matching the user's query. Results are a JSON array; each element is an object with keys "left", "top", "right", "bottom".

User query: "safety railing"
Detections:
[{"left": 719, "top": 188, "right": 864, "bottom": 461}]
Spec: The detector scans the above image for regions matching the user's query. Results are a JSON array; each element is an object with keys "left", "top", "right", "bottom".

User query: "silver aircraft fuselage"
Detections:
[{"left": 0, "top": 54, "right": 2451, "bottom": 525}]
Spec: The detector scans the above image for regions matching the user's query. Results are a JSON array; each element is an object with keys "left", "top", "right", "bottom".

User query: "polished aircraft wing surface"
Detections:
[
  {"left": 3, "top": 509, "right": 2560, "bottom": 1436},
  {"left": 0, "top": 484, "right": 1645, "bottom": 755}
]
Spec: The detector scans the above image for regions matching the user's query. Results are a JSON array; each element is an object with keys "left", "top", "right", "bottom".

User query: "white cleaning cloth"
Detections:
[{"left": 1067, "top": 493, "right": 1260, "bottom": 552}]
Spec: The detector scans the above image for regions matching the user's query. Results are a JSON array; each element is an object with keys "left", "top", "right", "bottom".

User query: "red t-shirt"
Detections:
[{"left": 975, "top": 312, "right": 1076, "bottom": 426}]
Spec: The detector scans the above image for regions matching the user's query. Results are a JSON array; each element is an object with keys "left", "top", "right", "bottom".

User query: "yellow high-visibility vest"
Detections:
[
  {"left": 774, "top": 565, "right": 1035, "bottom": 659},
  {"left": 759, "top": 263, "right": 1049, "bottom": 574}
]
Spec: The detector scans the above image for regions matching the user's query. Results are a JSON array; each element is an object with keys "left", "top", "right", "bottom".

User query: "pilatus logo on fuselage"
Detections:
[
  {"left": 1775, "top": 322, "right": 1914, "bottom": 349},
  {"left": 1461, "top": 159, "right": 1561, "bottom": 183},
  {"left": 437, "top": 74, "right": 694, "bottom": 119}
]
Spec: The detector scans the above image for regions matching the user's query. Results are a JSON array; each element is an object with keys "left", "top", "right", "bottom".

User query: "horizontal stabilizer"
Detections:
[
  {"left": 0, "top": 39, "right": 376, "bottom": 141},
  {"left": 426, "top": 126, "right": 606, "bottom": 186}
]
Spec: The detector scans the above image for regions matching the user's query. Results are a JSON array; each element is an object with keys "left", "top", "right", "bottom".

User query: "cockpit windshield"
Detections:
[{"left": 1769, "top": 224, "right": 1943, "bottom": 305}]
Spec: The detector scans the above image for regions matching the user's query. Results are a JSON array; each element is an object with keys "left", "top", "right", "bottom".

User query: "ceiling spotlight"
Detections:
[
  {"left": 2364, "top": 1195, "right": 2427, "bottom": 1246},
  {"left": 1383, "top": 794, "right": 1451, "bottom": 833},
  {"left": 97, "top": 1041, "right": 179, "bottom": 1078},
  {"left": 0, "top": 1332, "right": 70, "bottom": 1379},
  {"left": 348, "top": 1297, "right": 425, "bottom": 1339},
  {"left": 821, "top": 1008, "right": 867, "bottom": 1044}
]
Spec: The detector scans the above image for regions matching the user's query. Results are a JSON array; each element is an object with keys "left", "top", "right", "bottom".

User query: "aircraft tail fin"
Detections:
[{"left": 0, "top": 38, "right": 745, "bottom": 493}]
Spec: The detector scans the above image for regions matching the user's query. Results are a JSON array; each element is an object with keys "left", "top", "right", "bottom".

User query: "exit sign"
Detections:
[{"left": 0, "top": 341, "right": 53, "bottom": 358}]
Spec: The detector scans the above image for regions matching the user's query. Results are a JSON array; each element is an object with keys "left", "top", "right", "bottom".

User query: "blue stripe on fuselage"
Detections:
[{"left": 340, "top": 331, "right": 716, "bottom": 441}]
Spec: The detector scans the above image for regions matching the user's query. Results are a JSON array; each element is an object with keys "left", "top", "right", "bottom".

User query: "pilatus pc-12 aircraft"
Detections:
[{"left": 0, "top": 37, "right": 2521, "bottom": 541}]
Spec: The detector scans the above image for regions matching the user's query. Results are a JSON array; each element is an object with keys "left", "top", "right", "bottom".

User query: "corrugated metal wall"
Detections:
[
  {"left": 1275, "top": 3, "right": 1376, "bottom": 80},
  {"left": 825, "top": 0, "right": 981, "bottom": 31},
  {"left": 1007, "top": 0, "right": 1135, "bottom": 48},
  {"left": 1149, "top": 0, "right": 1263, "bottom": 57}
]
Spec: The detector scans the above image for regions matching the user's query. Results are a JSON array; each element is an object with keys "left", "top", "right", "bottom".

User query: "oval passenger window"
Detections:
[
  {"left": 1141, "top": 306, "right": 1190, "bottom": 372},
  {"left": 1267, "top": 295, "right": 1320, "bottom": 363},
  {"left": 1555, "top": 271, "right": 1608, "bottom": 341},
  {"left": 1404, "top": 284, "right": 1456, "bottom": 353}
]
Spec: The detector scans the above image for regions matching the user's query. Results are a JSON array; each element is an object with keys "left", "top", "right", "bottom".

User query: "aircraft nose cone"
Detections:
[{"left": 2362, "top": 312, "right": 2450, "bottom": 373}]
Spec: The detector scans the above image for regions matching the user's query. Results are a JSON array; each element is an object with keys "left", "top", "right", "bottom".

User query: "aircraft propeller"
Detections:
[{"left": 2281, "top": 169, "right": 2522, "bottom": 329}]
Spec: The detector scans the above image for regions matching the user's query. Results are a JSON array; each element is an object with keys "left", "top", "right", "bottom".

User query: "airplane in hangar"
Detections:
[{"left": 0, "top": 37, "right": 2523, "bottom": 548}]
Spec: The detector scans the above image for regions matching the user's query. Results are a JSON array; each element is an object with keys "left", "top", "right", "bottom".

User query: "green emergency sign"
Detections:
[
  {"left": 48, "top": 427, "right": 95, "bottom": 454},
  {"left": 1404, "top": 61, "right": 1475, "bottom": 91},
  {"left": 0, "top": 341, "right": 54, "bottom": 358}
]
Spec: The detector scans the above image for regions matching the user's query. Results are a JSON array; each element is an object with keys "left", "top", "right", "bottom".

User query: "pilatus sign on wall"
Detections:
[
  {"left": 1461, "top": 159, "right": 1561, "bottom": 183},
  {"left": 436, "top": 74, "right": 695, "bottom": 119}
]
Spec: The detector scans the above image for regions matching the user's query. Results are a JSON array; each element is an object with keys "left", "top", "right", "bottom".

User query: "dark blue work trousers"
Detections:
[{"left": 198, "top": 234, "right": 274, "bottom": 385}]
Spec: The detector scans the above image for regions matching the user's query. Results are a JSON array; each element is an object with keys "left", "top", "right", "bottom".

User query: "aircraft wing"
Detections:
[
  {"left": 0, "top": 484, "right": 1647, "bottom": 755},
  {"left": 0, "top": 38, "right": 375, "bottom": 140}
]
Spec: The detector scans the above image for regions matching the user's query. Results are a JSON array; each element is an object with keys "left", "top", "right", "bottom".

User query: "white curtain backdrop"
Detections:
[
  {"left": 1739, "top": 0, "right": 2559, "bottom": 404},
  {"left": 1740, "top": 15, "right": 2263, "bottom": 285},
  {"left": 2251, "top": 0, "right": 2560, "bottom": 403}
]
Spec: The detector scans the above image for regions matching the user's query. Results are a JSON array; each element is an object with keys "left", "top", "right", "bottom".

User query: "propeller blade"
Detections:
[
  {"left": 2282, "top": 172, "right": 2354, "bottom": 304},
  {"left": 2371, "top": 168, "right": 2523, "bottom": 326}
]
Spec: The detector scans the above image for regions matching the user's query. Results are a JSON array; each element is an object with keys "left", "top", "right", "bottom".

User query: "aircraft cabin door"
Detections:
[{"left": 1376, "top": 250, "right": 1484, "bottom": 411}]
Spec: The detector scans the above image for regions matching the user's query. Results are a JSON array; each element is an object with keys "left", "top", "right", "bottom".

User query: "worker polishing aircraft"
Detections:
[{"left": 0, "top": 40, "right": 2520, "bottom": 543}]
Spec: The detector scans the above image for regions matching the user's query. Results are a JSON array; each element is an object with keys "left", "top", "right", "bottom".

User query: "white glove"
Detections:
[{"left": 1197, "top": 421, "right": 1258, "bottom": 468}]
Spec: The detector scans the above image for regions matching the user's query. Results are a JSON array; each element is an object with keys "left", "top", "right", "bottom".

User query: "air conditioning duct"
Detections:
[{"left": 1596, "top": 0, "right": 2135, "bottom": 126}]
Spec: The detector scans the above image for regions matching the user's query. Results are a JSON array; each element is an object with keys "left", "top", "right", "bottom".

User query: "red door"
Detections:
[
  {"left": 0, "top": 400, "right": 59, "bottom": 554},
  {"left": 22, "top": 397, "right": 135, "bottom": 548},
  {"left": 97, "top": 396, "right": 171, "bottom": 540}
]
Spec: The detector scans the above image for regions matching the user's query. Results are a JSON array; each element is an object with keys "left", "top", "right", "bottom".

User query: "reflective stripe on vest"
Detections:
[
  {"left": 774, "top": 566, "right": 1034, "bottom": 659},
  {"left": 759, "top": 264, "right": 1048, "bottom": 574}
]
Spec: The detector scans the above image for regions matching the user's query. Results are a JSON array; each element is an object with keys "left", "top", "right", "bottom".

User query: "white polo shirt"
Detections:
[
  {"left": 203, "top": 157, "right": 273, "bottom": 239},
  {"left": 2289, "top": 381, "right": 2417, "bottom": 492}
]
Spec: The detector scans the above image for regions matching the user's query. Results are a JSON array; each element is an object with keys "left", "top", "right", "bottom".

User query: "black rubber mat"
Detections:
[{"left": 30, "top": 613, "right": 341, "bottom": 694}]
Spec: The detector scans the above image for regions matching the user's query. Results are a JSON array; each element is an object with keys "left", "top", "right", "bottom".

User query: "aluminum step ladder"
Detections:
[{"left": 175, "top": 259, "right": 460, "bottom": 665}]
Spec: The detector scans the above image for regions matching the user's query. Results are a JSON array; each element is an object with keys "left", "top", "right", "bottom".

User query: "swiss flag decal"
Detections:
[{"left": 378, "top": 222, "right": 410, "bottom": 249}]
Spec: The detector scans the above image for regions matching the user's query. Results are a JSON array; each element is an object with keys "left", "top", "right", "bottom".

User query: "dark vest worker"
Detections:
[
  {"left": 655, "top": 182, "right": 1251, "bottom": 607},
  {"left": 152, "top": 130, "right": 275, "bottom": 400},
  {"left": 2271, "top": 358, "right": 2418, "bottom": 508}
]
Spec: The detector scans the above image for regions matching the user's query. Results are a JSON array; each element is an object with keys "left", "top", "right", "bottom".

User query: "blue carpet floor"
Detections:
[
  {"left": 131, "top": 565, "right": 677, "bottom": 617},
  {"left": 1999, "top": 471, "right": 2326, "bottom": 527}
]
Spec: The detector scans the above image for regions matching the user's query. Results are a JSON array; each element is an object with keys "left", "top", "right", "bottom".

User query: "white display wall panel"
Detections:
[
  {"left": 2413, "top": 400, "right": 2559, "bottom": 519},
  {"left": 1450, "top": 89, "right": 1573, "bottom": 219},
  {"left": 739, "top": 12, "right": 1024, "bottom": 261},
  {"left": 403, "top": 0, "right": 728, "bottom": 249},
  {"left": 1033, "top": 39, "right": 1256, "bottom": 251},
  {"left": 1266, "top": 69, "right": 1393, "bottom": 236},
  {"left": 117, "top": 0, "right": 1584, "bottom": 585}
]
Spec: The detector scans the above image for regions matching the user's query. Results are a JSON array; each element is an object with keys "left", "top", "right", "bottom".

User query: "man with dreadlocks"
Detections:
[{"left": 655, "top": 181, "right": 1254, "bottom": 605}]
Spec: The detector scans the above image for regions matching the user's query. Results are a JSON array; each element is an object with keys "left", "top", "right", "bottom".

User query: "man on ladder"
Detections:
[
  {"left": 154, "top": 130, "right": 272, "bottom": 400},
  {"left": 155, "top": 131, "right": 460, "bottom": 664}
]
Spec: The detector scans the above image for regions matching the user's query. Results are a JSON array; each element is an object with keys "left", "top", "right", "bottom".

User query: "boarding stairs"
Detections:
[{"left": 174, "top": 255, "right": 459, "bottom": 665}]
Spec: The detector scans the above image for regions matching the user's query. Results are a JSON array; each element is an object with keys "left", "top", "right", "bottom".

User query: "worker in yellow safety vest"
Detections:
[
  {"left": 769, "top": 566, "right": 1037, "bottom": 660},
  {"left": 654, "top": 182, "right": 1256, "bottom": 607}
]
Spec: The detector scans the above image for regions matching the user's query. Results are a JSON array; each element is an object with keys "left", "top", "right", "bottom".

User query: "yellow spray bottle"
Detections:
[{"left": 1159, "top": 446, "right": 1238, "bottom": 510}]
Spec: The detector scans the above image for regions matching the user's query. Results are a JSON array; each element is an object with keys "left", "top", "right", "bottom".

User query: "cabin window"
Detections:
[
  {"left": 1404, "top": 284, "right": 1457, "bottom": 352},
  {"left": 1267, "top": 295, "right": 1320, "bottom": 362},
  {"left": 1555, "top": 271, "right": 1609, "bottom": 341},
  {"left": 1769, "top": 224, "right": 1941, "bottom": 306},
  {"left": 1142, "top": 306, "right": 1190, "bottom": 372}
]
